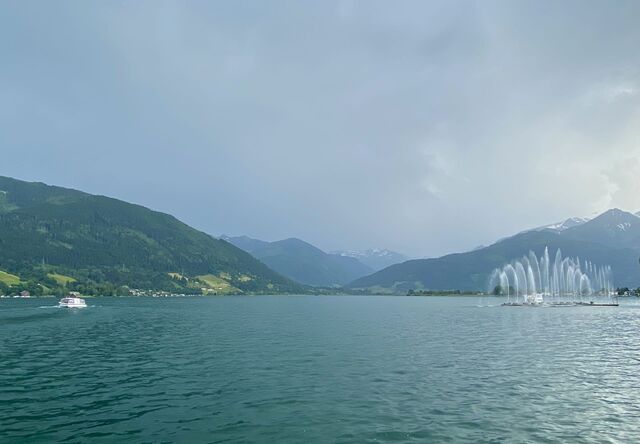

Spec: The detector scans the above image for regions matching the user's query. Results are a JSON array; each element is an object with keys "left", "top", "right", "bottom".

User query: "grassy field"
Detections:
[
  {"left": 48, "top": 273, "right": 76, "bottom": 286},
  {"left": 0, "top": 270, "right": 21, "bottom": 285},
  {"left": 196, "top": 274, "right": 240, "bottom": 294}
]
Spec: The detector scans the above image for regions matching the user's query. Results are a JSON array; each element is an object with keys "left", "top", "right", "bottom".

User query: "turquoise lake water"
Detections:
[{"left": 2, "top": 295, "right": 640, "bottom": 443}]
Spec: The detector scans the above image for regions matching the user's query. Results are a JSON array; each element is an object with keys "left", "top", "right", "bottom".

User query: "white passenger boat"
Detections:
[{"left": 58, "top": 297, "right": 87, "bottom": 308}]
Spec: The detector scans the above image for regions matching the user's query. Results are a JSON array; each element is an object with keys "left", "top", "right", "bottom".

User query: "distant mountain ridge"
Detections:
[
  {"left": 348, "top": 208, "right": 640, "bottom": 292},
  {"left": 0, "top": 176, "right": 302, "bottom": 295},
  {"left": 222, "top": 235, "right": 374, "bottom": 287},
  {"left": 330, "top": 249, "right": 408, "bottom": 271}
]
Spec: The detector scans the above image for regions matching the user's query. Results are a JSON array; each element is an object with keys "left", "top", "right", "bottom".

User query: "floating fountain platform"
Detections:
[
  {"left": 501, "top": 300, "right": 619, "bottom": 307},
  {"left": 490, "top": 247, "right": 617, "bottom": 308},
  {"left": 574, "top": 301, "right": 619, "bottom": 307}
]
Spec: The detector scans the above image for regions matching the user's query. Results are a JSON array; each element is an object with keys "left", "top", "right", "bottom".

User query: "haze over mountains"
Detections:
[
  {"left": 349, "top": 208, "right": 640, "bottom": 292},
  {"left": 222, "top": 235, "right": 407, "bottom": 287},
  {"left": 330, "top": 249, "right": 409, "bottom": 272}
]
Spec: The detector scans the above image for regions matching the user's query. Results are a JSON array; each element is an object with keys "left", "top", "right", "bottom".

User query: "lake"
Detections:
[{"left": 1, "top": 295, "right": 639, "bottom": 443}]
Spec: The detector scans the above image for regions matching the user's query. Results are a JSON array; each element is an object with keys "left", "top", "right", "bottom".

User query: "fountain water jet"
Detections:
[{"left": 488, "top": 247, "right": 616, "bottom": 306}]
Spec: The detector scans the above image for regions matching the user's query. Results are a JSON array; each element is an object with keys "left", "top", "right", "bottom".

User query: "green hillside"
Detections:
[
  {"left": 0, "top": 176, "right": 302, "bottom": 295},
  {"left": 0, "top": 270, "right": 21, "bottom": 285},
  {"left": 224, "top": 236, "right": 373, "bottom": 287}
]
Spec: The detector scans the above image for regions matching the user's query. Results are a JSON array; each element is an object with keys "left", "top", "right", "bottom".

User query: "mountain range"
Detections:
[
  {"left": 1, "top": 175, "right": 639, "bottom": 296},
  {"left": 0, "top": 176, "right": 302, "bottom": 295},
  {"left": 348, "top": 208, "right": 640, "bottom": 292},
  {"left": 222, "top": 235, "right": 380, "bottom": 287},
  {"left": 330, "top": 249, "right": 409, "bottom": 271}
]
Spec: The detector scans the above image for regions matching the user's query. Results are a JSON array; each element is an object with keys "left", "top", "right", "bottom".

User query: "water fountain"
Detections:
[{"left": 488, "top": 247, "right": 617, "bottom": 306}]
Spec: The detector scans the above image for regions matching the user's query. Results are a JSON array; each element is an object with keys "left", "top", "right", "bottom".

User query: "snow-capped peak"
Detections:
[{"left": 537, "top": 216, "right": 591, "bottom": 232}]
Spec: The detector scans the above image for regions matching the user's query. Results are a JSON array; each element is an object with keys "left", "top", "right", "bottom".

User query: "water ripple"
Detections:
[{"left": 1, "top": 296, "right": 640, "bottom": 442}]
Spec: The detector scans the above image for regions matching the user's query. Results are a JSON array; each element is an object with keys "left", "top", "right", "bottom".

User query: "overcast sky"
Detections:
[{"left": 1, "top": 1, "right": 639, "bottom": 257}]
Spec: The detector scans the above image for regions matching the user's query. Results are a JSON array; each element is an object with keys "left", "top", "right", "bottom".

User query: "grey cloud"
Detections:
[{"left": 1, "top": 1, "right": 639, "bottom": 257}]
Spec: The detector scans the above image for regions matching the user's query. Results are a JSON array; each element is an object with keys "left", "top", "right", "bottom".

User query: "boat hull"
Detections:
[
  {"left": 59, "top": 303, "right": 87, "bottom": 308},
  {"left": 58, "top": 297, "right": 87, "bottom": 308}
]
